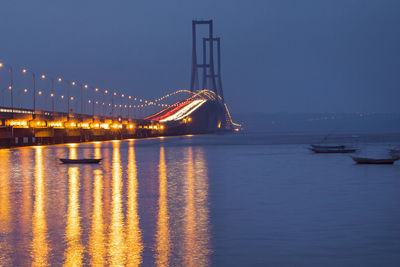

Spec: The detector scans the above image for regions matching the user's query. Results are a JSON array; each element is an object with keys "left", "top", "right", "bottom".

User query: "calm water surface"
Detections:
[{"left": 0, "top": 134, "right": 400, "bottom": 266}]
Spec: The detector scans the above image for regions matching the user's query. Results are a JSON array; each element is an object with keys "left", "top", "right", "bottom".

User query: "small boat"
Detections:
[
  {"left": 310, "top": 144, "right": 346, "bottom": 149},
  {"left": 60, "top": 158, "right": 102, "bottom": 164},
  {"left": 310, "top": 147, "right": 357, "bottom": 153},
  {"left": 351, "top": 156, "right": 399, "bottom": 164}
]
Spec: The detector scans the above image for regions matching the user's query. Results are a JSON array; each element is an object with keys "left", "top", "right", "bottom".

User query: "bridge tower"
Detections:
[{"left": 190, "top": 20, "right": 224, "bottom": 103}]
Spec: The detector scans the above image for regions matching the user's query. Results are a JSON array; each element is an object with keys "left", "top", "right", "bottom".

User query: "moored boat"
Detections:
[
  {"left": 310, "top": 147, "right": 357, "bottom": 153},
  {"left": 310, "top": 144, "right": 346, "bottom": 149},
  {"left": 351, "top": 156, "right": 398, "bottom": 164},
  {"left": 60, "top": 158, "right": 102, "bottom": 164}
]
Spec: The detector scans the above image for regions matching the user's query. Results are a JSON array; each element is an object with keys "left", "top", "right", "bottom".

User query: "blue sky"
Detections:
[{"left": 1, "top": 0, "right": 399, "bottom": 113}]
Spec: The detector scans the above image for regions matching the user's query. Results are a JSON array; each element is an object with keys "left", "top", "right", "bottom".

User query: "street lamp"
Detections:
[
  {"left": 103, "top": 90, "right": 108, "bottom": 117},
  {"left": 0, "top": 62, "right": 13, "bottom": 116},
  {"left": 41, "top": 74, "right": 55, "bottom": 114},
  {"left": 22, "top": 68, "right": 36, "bottom": 118}
]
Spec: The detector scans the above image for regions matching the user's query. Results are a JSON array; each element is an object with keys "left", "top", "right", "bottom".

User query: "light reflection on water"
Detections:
[{"left": 0, "top": 138, "right": 211, "bottom": 266}]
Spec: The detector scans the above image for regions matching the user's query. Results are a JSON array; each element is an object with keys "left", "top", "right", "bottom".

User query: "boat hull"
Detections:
[
  {"left": 60, "top": 158, "right": 102, "bottom": 164},
  {"left": 351, "top": 157, "right": 398, "bottom": 164}
]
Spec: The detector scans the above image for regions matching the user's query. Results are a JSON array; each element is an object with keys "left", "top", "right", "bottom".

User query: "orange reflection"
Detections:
[
  {"left": 69, "top": 144, "right": 77, "bottom": 160},
  {"left": 94, "top": 142, "right": 101, "bottom": 159},
  {"left": 184, "top": 147, "right": 196, "bottom": 266},
  {"left": 155, "top": 146, "right": 170, "bottom": 267},
  {"left": 108, "top": 141, "right": 126, "bottom": 266},
  {"left": 184, "top": 147, "right": 211, "bottom": 266},
  {"left": 126, "top": 141, "right": 143, "bottom": 266},
  {"left": 89, "top": 169, "right": 106, "bottom": 266},
  {"left": 0, "top": 149, "right": 12, "bottom": 265},
  {"left": 31, "top": 147, "right": 50, "bottom": 266},
  {"left": 64, "top": 167, "right": 83, "bottom": 266}
]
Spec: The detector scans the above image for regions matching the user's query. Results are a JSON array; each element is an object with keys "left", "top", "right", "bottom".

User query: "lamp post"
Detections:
[
  {"left": 22, "top": 68, "right": 36, "bottom": 118},
  {"left": 103, "top": 90, "right": 108, "bottom": 117},
  {"left": 112, "top": 92, "right": 116, "bottom": 119},
  {"left": 128, "top": 95, "right": 132, "bottom": 119},
  {"left": 92, "top": 87, "right": 99, "bottom": 118},
  {"left": 42, "top": 75, "right": 55, "bottom": 115},
  {"left": 0, "top": 62, "right": 13, "bottom": 116},
  {"left": 57, "top": 77, "right": 69, "bottom": 119},
  {"left": 120, "top": 93, "right": 125, "bottom": 118}
]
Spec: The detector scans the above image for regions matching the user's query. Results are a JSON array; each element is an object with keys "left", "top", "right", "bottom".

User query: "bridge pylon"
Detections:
[{"left": 190, "top": 20, "right": 224, "bottom": 103}]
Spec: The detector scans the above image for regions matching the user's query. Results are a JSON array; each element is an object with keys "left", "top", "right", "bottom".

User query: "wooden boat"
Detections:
[
  {"left": 310, "top": 147, "right": 357, "bottom": 153},
  {"left": 60, "top": 158, "right": 102, "bottom": 164},
  {"left": 351, "top": 156, "right": 398, "bottom": 164},
  {"left": 310, "top": 144, "right": 346, "bottom": 149}
]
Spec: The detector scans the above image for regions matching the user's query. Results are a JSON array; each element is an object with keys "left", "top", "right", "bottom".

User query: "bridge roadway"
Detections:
[{"left": 0, "top": 95, "right": 238, "bottom": 148}]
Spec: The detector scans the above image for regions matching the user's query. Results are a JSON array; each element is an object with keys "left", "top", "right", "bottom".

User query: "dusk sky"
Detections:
[{"left": 1, "top": 0, "right": 400, "bottom": 113}]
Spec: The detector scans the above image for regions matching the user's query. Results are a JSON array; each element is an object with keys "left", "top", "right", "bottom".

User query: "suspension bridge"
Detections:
[{"left": 0, "top": 20, "right": 240, "bottom": 147}]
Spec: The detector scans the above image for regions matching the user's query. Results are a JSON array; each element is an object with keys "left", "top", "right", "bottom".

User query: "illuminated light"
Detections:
[
  {"left": 234, "top": 128, "right": 239, "bottom": 132},
  {"left": 0, "top": 62, "right": 3, "bottom": 67},
  {"left": 37, "top": 121, "right": 41, "bottom": 126},
  {"left": 139, "top": 99, "right": 142, "bottom": 102},
  {"left": 119, "top": 104, "right": 122, "bottom": 108},
  {"left": 61, "top": 95, "right": 64, "bottom": 99},
  {"left": 112, "top": 123, "right": 119, "bottom": 129},
  {"left": 72, "top": 81, "right": 76, "bottom": 86},
  {"left": 118, "top": 124, "right": 123, "bottom": 129},
  {"left": 58, "top": 78, "right": 62, "bottom": 82},
  {"left": 84, "top": 84, "right": 88, "bottom": 89},
  {"left": 100, "top": 123, "right": 109, "bottom": 129},
  {"left": 95, "top": 88, "right": 99, "bottom": 92},
  {"left": 88, "top": 100, "right": 91, "bottom": 103},
  {"left": 50, "top": 93, "right": 54, "bottom": 97},
  {"left": 114, "top": 92, "right": 117, "bottom": 96},
  {"left": 187, "top": 117, "right": 192, "bottom": 122},
  {"left": 38, "top": 91, "right": 42, "bottom": 95},
  {"left": 8, "top": 86, "right": 12, "bottom": 90},
  {"left": 105, "top": 90, "right": 108, "bottom": 94},
  {"left": 48, "top": 122, "right": 64, "bottom": 128},
  {"left": 159, "top": 100, "right": 206, "bottom": 122},
  {"left": 124, "top": 105, "right": 127, "bottom": 108},
  {"left": 218, "top": 122, "right": 221, "bottom": 129},
  {"left": 41, "top": 74, "right": 46, "bottom": 79},
  {"left": 70, "top": 97, "right": 74, "bottom": 100},
  {"left": 22, "top": 68, "right": 27, "bottom": 73},
  {"left": 128, "top": 96, "right": 131, "bottom": 99},
  {"left": 8, "top": 120, "right": 28, "bottom": 127},
  {"left": 149, "top": 125, "right": 153, "bottom": 129},
  {"left": 121, "top": 94, "right": 125, "bottom": 97},
  {"left": 134, "top": 98, "right": 137, "bottom": 101},
  {"left": 128, "top": 124, "right": 134, "bottom": 129},
  {"left": 160, "top": 125, "right": 164, "bottom": 130},
  {"left": 79, "top": 123, "right": 90, "bottom": 129},
  {"left": 96, "top": 101, "right": 99, "bottom": 104},
  {"left": 24, "top": 88, "right": 28, "bottom": 93},
  {"left": 108, "top": 104, "right": 111, "bottom": 106}
]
